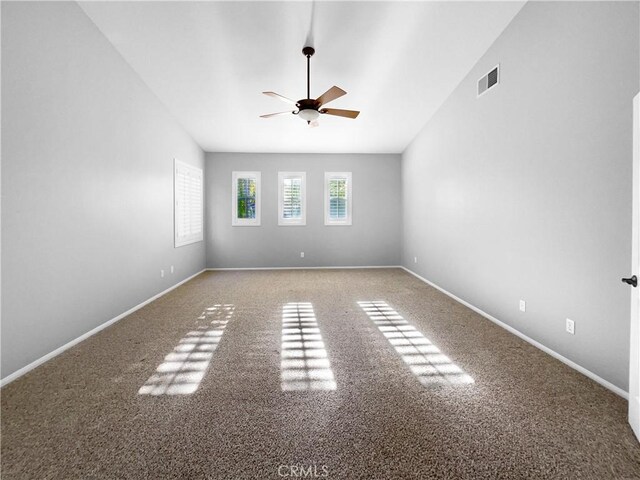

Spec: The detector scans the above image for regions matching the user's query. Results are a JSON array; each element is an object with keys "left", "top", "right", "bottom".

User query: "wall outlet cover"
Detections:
[
  {"left": 566, "top": 318, "right": 575, "bottom": 335},
  {"left": 519, "top": 300, "right": 526, "bottom": 312}
]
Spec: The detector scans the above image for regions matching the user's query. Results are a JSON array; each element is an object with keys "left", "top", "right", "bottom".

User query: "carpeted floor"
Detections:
[{"left": 2, "top": 269, "right": 639, "bottom": 479}]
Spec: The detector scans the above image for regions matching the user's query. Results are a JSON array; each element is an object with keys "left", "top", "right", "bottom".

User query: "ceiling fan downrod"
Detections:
[{"left": 302, "top": 46, "right": 315, "bottom": 100}]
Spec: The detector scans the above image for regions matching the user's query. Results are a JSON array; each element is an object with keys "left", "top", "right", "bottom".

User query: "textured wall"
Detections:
[
  {"left": 206, "top": 152, "right": 401, "bottom": 268},
  {"left": 1, "top": 2, "right": 206, "bottom": 378},
  {"left": 401, "top": 1, "right": 639, "bottom": 390}
]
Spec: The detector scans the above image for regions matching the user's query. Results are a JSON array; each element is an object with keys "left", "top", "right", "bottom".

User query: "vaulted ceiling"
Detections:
[{"left": 79, "top": 1, "right": 525, "bottom": 154}]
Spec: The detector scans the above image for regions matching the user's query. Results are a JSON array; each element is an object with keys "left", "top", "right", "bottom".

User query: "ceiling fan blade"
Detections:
[
  {"left": 320, "top": 108, "right": 360, "bottom": 119},
  {"left": 260, "top": 111, "right": 294, "bottom": 118},
  {"left": 316, "top": 86, "right": 346, "bottom": 106},
  {"left": 263, "top": 91, "right": 298, "bottom": 106}
]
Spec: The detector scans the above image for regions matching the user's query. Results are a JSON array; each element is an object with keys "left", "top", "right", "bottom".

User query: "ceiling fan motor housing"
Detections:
[{"left": 297, "top": 98, "right": 320, "bottom": 110}]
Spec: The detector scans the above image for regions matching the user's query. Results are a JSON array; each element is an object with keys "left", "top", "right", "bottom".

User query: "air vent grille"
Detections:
[{"left": 478, "top": 65, "right": 500, "bottom": 97}]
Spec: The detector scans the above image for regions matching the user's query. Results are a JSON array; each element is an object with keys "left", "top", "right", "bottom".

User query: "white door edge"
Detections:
[{"left": 629, "top": 92, "right": 640, "bottom": 442}]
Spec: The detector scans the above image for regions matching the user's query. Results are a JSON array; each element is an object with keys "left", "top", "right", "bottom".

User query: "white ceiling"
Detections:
[{"left": 79, "top": 1, "right": 525, "bottom": 154}]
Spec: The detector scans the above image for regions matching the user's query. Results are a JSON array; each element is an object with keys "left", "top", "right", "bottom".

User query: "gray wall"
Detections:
[
  {"left": 206, "top": 153, "right": 401, "bottom": 268},
  {"left": 402, "top": 1, "right": 639, "bottom": 390},
  {"left": 1, "top": 2, "right": 206, "bottom": 379}
]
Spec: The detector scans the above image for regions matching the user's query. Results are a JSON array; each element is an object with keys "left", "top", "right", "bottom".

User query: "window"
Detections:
[
  {"left": 278, "top": 172, "right": 306, "bottom": 226},
  {"left": 324, "top": 172, "right": 352, "bottom": 226},
  {"left": 174, "top": 159, "right": 203, "bottom": 247},
  {"left": 232, "top": 171, "right": 261, "bottom": 226}
]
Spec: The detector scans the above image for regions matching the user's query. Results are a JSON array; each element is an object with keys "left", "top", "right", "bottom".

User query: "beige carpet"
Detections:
[{"left": 2, "top": 269, "right": 639, "bottom": 479}]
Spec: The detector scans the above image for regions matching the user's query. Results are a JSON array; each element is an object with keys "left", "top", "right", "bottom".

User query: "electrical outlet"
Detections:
[
  {"left": 519, "top": 300, "right": 526, "bottom": 312},
  {"left": 566, "top": 318, "right": 575, "bottom": 335},
  {"left": 300, "top": 252, "right": 304, "bottom": 258},
  {"left": 160, "top": 269, "right": 165, "bottom": 278},
  {"left": 170, "top": 265, "right": 174, "bottom": 274},
  {"left": 414, "top": 257, "right": 418, "bottom": 264}
]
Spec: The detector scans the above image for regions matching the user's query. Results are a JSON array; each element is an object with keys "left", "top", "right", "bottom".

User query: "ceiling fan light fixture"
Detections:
[{"left": 298, "top": 108, "right": 319, "bottom": 122}]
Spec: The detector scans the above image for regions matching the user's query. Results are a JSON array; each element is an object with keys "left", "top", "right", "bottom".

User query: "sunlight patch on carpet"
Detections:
[
  {"left": 280, "top": 302, "right": 337, "bottom": 391},
  {"left": 358, "top": 301, "right": 473, "bottom": 386},
  {"left": 138, "top": 304, "right": 234, "bottom": 395}
]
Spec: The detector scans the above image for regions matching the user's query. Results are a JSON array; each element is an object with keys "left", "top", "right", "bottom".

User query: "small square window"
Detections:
[
  {"left": 278, "top": 172, "right": 306, "bottom": 226},
  {"left": 232, "top": 171, "right": 261, "bottom": 226},
  {"left": 324, "top": 172, "right": 352, "bottom": 226}
]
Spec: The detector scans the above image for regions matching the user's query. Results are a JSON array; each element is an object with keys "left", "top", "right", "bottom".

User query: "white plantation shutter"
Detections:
[
  {"left": 282, "top": 178, "right": 302, "bottom": 218},
  {"left": 278, "top": 172, "right": 306, "bottom": 226},
  {"left": 324, "top": 172, "right": 352, "bottom": 226},
  {"left": 175, "top": 159, "right": 203, "bottom": 247},
  {"left": 329, "top": 178, "right": 347, "bottom": 219}
]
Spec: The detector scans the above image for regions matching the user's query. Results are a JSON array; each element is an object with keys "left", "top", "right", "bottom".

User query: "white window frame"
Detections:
[
  {"left": 278, "top": 172, "right": 307, "bottom": 226},
  {"left": 174, "top": 159, "right": 204, "bottom": 248},
  {"left": 324, "top": 172, "right": 352, "bottom": 226},
  {"left": 232, "top": 171, "right": 261, "bottom": 226}
]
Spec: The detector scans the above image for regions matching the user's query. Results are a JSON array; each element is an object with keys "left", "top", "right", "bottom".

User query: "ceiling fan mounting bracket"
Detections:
[{"left": 302, "top": 46, "right": 315, "bottom": 57}]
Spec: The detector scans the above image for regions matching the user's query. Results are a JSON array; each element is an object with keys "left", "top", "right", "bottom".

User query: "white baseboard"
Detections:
[
  {"left": 401, "top": 266, "right": 629, "bottom": 400},
  {"left": 0, "top": 269, "right": 206, "bottom": 387},
  {"left": 207, "top": 265, "right": 402, "bottom": 271}
]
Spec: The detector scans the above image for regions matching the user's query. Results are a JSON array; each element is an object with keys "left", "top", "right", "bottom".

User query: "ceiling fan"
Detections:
[{"left": 260, "top": 46, "right": 360, "bottom": 127}]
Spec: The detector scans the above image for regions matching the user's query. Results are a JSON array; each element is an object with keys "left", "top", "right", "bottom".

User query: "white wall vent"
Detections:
[{"left": 478, "top": 65, "right": 500, "bottom": 97}]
